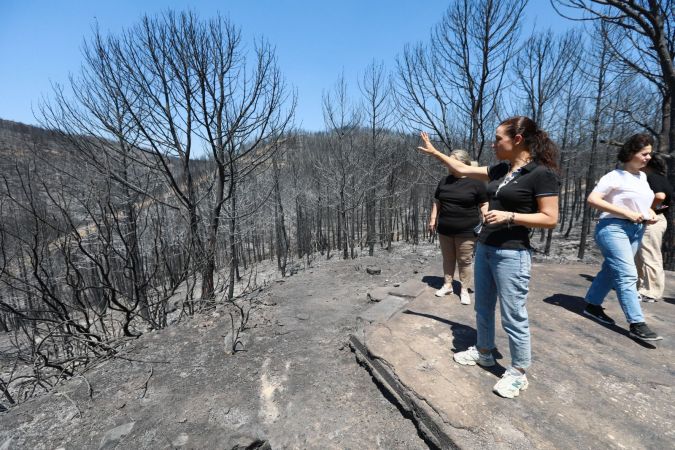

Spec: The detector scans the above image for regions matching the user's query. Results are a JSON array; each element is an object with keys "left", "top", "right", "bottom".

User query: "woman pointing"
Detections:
[{"left": 418, "top": 116, "right": 560, "bottom": 399}]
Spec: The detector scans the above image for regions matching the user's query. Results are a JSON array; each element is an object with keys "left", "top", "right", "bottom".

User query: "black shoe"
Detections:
[
  {"left": 629, "top": 322, "right": 663, "bottom": 341},
  {"left": 583, "top": 303, "right": 615, "bottom": 325}
]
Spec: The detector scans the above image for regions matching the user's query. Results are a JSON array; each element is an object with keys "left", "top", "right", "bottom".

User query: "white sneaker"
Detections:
[
  {"left": 460, "top": 290, "right": 471, "bottom": 305},
  {"left": 435, "top": 284, "right": 452, "bottom": 297},
  {"left": 493, "top": 367, "right": 529, "bottom": 399},
  {"left": 640, "top": 294, "right": 658, "bottom": 303},
  {"left": 453, "top": 346, "right": 495, "bottom": 366}
]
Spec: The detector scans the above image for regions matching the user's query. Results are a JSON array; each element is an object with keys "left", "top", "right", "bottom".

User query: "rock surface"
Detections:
[
  {"left": 99, "top": 422, "right": 135, "bottom": 450},
  {"left": 353, "top": 262, "right": 675, "bottom": 449},
  {"left": 366, "top": 286, "right": 390, "bottom": 302}
]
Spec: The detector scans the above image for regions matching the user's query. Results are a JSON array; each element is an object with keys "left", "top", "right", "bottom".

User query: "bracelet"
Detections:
[{"left": 508, "top": 212, "right": 516, "bottom": 226}]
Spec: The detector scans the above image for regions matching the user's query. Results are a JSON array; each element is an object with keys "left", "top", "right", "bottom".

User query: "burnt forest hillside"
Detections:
[{"left": 0, "top": 116, "right": 610, "bottom": 417}]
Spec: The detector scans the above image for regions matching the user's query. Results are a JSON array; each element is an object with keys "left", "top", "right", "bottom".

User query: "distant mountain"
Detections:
[{"left": 0, "top": 118, "right": 68, "bottom": 162}]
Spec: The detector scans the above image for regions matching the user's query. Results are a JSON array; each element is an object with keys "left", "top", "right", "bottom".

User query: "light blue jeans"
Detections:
[
  {"left": 474, "top": 242, "right": 532, "bottom": 369},
  {"left": 585, "top": 218, "right": 645, "bottom": 324}
]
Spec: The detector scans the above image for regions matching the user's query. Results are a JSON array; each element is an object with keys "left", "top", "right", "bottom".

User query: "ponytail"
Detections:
[{"left": 532, "top": 129, "right": 559, "bottom": 171}]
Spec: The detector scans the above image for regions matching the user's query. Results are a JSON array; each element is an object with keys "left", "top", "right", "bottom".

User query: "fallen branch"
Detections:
[
  {"left": 137, "top": 366, "right": 154, "bottom": 399},
  {"left": 76, "top": 374, "right": 94, "bottom": 399}
]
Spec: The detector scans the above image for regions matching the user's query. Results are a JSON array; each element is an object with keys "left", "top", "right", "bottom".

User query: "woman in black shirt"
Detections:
[
  {"left": 429, "top": 149, "right": 488, "bottom": 304},
  {"left": 418, "top": 116, "right": 559, "bottom": 399},
  {"left": 636, "top": 153, "right": 673, "bottom": 302}
]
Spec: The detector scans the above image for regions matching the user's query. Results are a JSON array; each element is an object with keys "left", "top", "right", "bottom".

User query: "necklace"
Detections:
[
  {"left": 496, "top": 165, "right": 526, "bottom": 196},
  {"left": 509, "top": 157, "right": 532, "bottom": 174}
]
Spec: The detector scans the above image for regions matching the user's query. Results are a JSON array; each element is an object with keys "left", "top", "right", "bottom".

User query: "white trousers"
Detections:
[{"left": 635, "top": 214, "right": 668, "bottom": 299}]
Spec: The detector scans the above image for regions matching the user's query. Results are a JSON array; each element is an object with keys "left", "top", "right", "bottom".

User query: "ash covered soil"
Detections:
[
  {"left": 2, "top": 244, "right": 441, "bottom": 449},
  {"left": 0, "top": 236, "right": 601, "bottom": 449}
]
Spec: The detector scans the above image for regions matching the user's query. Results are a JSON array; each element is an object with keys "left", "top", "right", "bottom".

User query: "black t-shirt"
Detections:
[
  {"left": 434, "top": 175, "right": 488, "bottom": 237},
  {"left": 478, "top": 161, "right": 560, "bottom": 249},
  {"left": 647, "top": 172, "right": 673, "bottom": 214}
]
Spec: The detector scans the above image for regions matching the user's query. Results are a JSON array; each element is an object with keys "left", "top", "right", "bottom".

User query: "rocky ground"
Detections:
[
  {"left": 357, "top": 261, "right": 674, "bottom": 449},
  {"left": 1, "top": 242, "right": 443, "bottom": 449},
  {"left": 0, "top": 232, "right": 609, "bottom": 449}
]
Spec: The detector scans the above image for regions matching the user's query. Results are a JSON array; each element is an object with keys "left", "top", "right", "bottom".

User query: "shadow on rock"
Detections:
[
  {"left": 542, "top": 293, "right": 656, "bottom": 349},
  {"left": 451, "top": 280, "right": 465, "bottom": 295},
  {"left": 402, "top": 309, "right": 504, "bottom": 376},
  {"left": 421, "top": 275, "right": 444, "bottom": 289},
  {"left": 579, "top": 273, "right": 595, "bottom": 283},
  {"left": 543, "top": 293, "right": 586, "bottom": 315},
  {"left": 662, "top": 297, "right": 675, "bottom": 305}
]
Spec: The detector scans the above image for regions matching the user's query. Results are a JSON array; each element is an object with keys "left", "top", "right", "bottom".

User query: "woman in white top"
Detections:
[{"left": 583, "top": 133, "right": 662, "bottom": 341}]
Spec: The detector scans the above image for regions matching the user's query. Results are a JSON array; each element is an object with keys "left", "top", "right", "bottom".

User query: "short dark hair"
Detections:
[{"left": 618, "top": 133, "right": 653, "bottom": 162}]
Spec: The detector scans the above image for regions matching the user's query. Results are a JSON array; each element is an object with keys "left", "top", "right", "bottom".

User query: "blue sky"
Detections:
[{"left": 0, "top": 1, "right": 571, "bottom": 131}]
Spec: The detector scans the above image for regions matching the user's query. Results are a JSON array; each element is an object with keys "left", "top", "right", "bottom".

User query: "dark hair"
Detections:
[
  {"left": 647, "top": 152, "right": 667, "bottom": 175},
  {"left": 498, "top": 116, "right": 559, "bottom": 170},
  {"left": 618, "top": 133, "right": 653, "bottom": 163}
]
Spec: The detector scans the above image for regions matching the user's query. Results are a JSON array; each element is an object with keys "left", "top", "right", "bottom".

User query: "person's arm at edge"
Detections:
[
  {"left": 428, "top": 200, "right": 439, "bottom": 233},
  {"left": 651, "top": 191, "right": 667, "bottom": 210},
  {"left": 479, "top": 202, "right": 489, "bottom": 219}
]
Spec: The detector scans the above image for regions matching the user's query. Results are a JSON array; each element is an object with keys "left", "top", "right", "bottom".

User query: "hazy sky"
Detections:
[{"left": 0, "top": 1, "right": 570, "bottom": 131}]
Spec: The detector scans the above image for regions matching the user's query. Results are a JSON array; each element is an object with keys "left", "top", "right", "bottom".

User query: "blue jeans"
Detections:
[
  {"left": 474, "top": 243, "right": 532, "bottom": 369},
  {"left": 585, "top": 218, "right": 645, "bottom": 324}
]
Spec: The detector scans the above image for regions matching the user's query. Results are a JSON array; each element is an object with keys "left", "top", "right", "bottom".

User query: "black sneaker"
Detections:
[
  {"left": 583, "top": 303, "right": 615, "bottom": 325},
  {"left": 629, "top": 322, "right": 663, "bottom": 341},
  {"left": 640, "top": 295, "right": 658, "bottom": 303}
]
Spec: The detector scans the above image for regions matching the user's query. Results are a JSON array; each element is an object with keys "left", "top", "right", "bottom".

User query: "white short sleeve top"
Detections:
[{"left": 592, "top": 169, "right": 655, "bottom": 219}]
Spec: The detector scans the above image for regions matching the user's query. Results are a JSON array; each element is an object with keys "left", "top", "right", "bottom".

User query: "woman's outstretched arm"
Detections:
[{"left": 417, "top": 132, "right": 489, "bottom": 181}]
